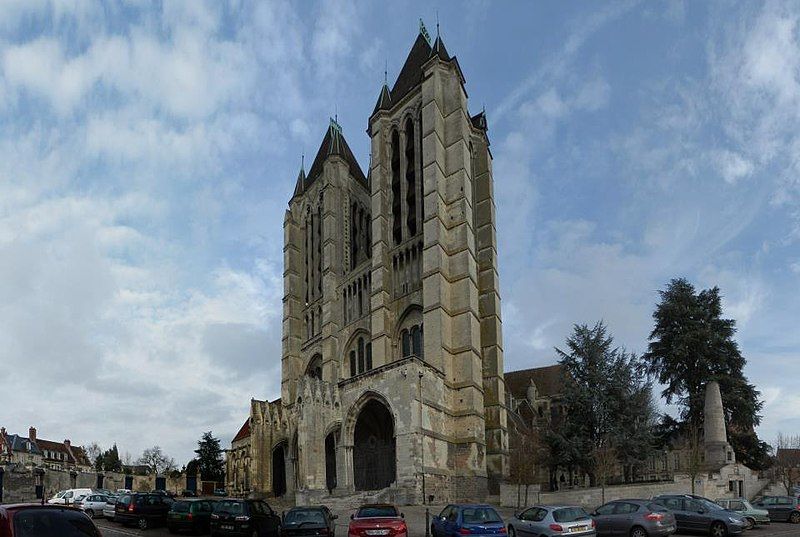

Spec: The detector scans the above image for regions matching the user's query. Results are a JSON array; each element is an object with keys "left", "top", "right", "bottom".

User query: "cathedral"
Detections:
[{"left": 227, "top": 23, "right": 508, "bottom": 505}]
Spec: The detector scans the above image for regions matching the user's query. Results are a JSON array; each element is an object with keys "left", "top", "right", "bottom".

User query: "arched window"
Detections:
[
  {"left": 306, "top": 354, "right": 322, "bottom": 379},
  {"left": 405, "top": 117, "right": 417, "bottom": 237},
  {"left": 411, "top": 325, "right": 422, "bottom": 357},
  {"left": 391, "top": 130, "right": 402, "bottom": 245},
  {"left": 349, "top": 351, "right": 356, "bottom": 377},
  {"left": 357, "top": 337, "right": 365, "bottom": 373},
  {"left": 366, "top": 342, "right": 372, "bottom": 371},
  {"left": 401, "top": 329, "right": 411, "bottom": 358}
]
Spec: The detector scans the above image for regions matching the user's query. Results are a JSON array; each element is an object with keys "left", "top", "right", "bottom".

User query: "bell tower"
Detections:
[{"left": 368, "top": 21, "right": 509, "bottom": 494}]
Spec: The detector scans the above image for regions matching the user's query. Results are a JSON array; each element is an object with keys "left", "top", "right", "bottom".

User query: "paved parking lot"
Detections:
[{"left": 94, "top": 512, "right": 799, "bottom": 537}]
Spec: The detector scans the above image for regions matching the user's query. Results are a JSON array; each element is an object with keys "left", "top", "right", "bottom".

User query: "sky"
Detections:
[{"left": 0, "top": 0, "right": 799, "bottom": 467}]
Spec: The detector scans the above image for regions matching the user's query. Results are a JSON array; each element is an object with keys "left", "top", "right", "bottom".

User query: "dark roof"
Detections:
[
  {"left": 430, "top": 35, "right": 450, "bottom": 61},
  {"left": 390, "top": 32, "right": 433, "bottom": 106},
  {"left": 371, "top": 83, "right": 393, "bottom": 116},
  {"left": 6, "top": 434, "right": 42, "bottom": 455},
  {"left": 303, "top": 120, "right": 367, "bottom": 190},
  {"left": 36, "top": 438, "right": 73, "bottom": 460},
  {"left": 292, "top": 167, "right": 306, "bottom": 199},
  {"left": 232, "top": 419, "right": 251, "bottom": 443},
  {"left": 504, "top": 364, "right": 566, "bottom": 400},
  {"left": 471, "top": 111, "right": 488, "bottom": 131}
]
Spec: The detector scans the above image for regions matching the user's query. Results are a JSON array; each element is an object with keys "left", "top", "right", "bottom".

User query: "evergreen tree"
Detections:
[
  {"left": 644, "top": 278, "right": 763, "bottom": 433},
  {"left": 194, "top": 432, "right": 224, "bottom": 482},
  {"left": 98, "top": 444, "right": 122, "bottom": 472},
  {"left": 549, "top": 322, "right": 656, "bottom": 485}
]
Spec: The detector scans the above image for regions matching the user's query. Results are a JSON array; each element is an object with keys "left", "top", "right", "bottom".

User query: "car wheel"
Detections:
[
  {"left": 744, "top": 517, "right": 755, "bottom": 530},
  {"left": 630, "top": 526, "right": 648, "bottom": 537},
  {"left": 86, "top": 509, "right": 94, "bottom": 518},
  {"left": 710, "top": 521, "right": 727, "bottom": 537},
  {"left": 138, "top": 517, "right": 149, "bottom": 530},
  {"left": 790, "top": 511, "right": 800, "bottom": 524},
  {"left": 508, "top": 526, "right": 516, "bottom": 537}
]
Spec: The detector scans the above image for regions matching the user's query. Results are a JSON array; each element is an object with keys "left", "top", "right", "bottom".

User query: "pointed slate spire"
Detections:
[
  {"left": 371, "top": 83, "right": 393, "bottom": 116},
  {"left": 292, "top": 156, "right": 306, "bottom": 199},
  {"left": 305, "top": 118, "right": 367, "bottom": 189},
  {"left": 430, "top": 34, "right": 450, "bottom": 61}
]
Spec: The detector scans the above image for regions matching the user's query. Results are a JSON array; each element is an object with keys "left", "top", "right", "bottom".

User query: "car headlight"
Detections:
[{"left": 728, "top": 517, "right": 742, "bottom": 524}]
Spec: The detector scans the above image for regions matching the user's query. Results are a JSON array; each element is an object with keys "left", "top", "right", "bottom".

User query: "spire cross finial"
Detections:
[
  {"left": 436, "top": 10, "right": 440, "bottom": 38},
  {"left": 301, "top": 153, "right": 305, "bottom": 171},
  {"left": 384, "top": 59, "right": 388, "bottom": 85}
]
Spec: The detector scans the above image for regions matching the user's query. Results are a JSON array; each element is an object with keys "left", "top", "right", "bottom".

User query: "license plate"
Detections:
[
  {"left": 222, "top": 525, "right": 234, "bottom": 530},
  {"left": 569, "top": 526, "right": 588, "bottom": 533},
  {"left": 365, "top": 530, "right": 390, "bottom": 536}
]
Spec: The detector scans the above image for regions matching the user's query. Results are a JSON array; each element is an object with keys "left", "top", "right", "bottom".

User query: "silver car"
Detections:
[
  {"left": 508, "top": 505, "right": 596, "bottom": 537},
  {"left": 103, "top": 495, "right": 118, "bottom": 521},
  {"left": 591, "top": 499, "right": 676, "bottom": 537}
]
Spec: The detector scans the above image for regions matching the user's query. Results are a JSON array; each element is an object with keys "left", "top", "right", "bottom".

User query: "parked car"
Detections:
[
  {"left": 348, "top": 504, "right": 408, "bottom": 537},
  {"left": 115, "top": 492, "right": 173, "bottom": 530},
  {"left": 77, "top": 493, "right": 109, "bottom": 518},
  {"left": 431, "top": 504, "right": 506, "bottom": 537},
  {"left": 590, "top": 499, "right": 675, "bottom": 537},
  {"left": 653, "top": 494, "right": 746, "bottom": 536},
  {"left": 281, "top": 506, "right": 337, "bottom": 537},
  {"left": 103, "top": 495, "right": 118, "bottom": 520},
  {"left": 167, "top": 498, "right": 216, "bottom": 534},
  {"left": 210, "top": 498, "right": 282, "bottom": 536},
  {"left": 751, "top": 496, "right": 800, "bottom": 523},
  {"left": 507, "top": 505, "right": 594, "bottom": 537},
  {"left": 46, "top": 490, "right": 67, "bottom": 505},
  {"left": 47, "top": 488, "right": 95, "bottom": 506},
  {"left": 0, "top": 503, "right": 102, "bottom": 536},
  {"left": 715, "top": 498, "right": 770, "bottom": 529},
  {"left": 213, "top": 488, "right": 227, "bottom": 497},
  {"left": 181, "top": 489, "right": 197, "bottom": 497}
]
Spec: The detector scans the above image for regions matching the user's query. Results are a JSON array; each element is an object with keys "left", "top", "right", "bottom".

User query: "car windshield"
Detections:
[
  {"left": 13, "top": 508, "right": 101, "bottom": 537},
  {"left": 462, "top": 507, "right": 502, "bottom": 524},
  {"left": 553, "top": 508, "right": 590, "bottom": 523},
  {"left": 697, "top": 499, "right": 722, "bottom": 511},
  {"left": 357, "top": 506, "right": 398, "bottom": 518},
  {"left": 214, "top": 501, "right": 244, "bottom": 515},
  {"left": 285, "top": 509, "right": 326, "bottom": 524},
  {"left": 172, "top": 502, "right": 191, "bottom": 513}
]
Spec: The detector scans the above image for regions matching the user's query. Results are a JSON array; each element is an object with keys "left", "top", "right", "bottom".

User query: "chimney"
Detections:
[
  {"left": 64, "top": 439, "right": 71, "bottom": 448},
  {"left": 29, "top": 427, "right": 36, "bottom": 442},
  {"left": 1, "top": 427, "right": 6, "bottom": 436}
]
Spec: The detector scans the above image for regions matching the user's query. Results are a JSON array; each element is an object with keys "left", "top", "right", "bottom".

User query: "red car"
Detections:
[
  {"left": 348, "top": 504, "right": 407, "bottom": 537},
  {"left": 0, "top": 503, "right": 102, "bottom": 536}
]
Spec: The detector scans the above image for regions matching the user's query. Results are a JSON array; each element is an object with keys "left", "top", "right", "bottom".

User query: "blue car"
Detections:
[{"left": 432, "top": 504, "right": 507, "bottom": 537}]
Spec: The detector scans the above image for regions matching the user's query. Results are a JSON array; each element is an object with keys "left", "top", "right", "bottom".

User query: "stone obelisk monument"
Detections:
[{"left": 703, "top": 380, "right": 735, "bottom": 468}]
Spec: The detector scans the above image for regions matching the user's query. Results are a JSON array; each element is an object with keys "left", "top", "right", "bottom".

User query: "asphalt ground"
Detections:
[{"left": 93, "top": 508, "right": 800, "bottom": 537}]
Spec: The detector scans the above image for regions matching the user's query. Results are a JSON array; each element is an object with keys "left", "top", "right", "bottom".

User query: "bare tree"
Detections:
[
  {"left": 509, "top": 423, "right": 542, "bottom": 508},
  {"left": 83, "top": 442, "right": 102, "bottom": 468},
  {"left": 138, "top": 446, "right": 176, "bottom": 475},
  {"left": 686, "top": 424, "right": 703, "bottom": 494},
  {"left": 592, "top": 438, "right": 618, "bottom": 505},
  {"left": 774, "top": 433, "right": 800, "bottom": 495}
]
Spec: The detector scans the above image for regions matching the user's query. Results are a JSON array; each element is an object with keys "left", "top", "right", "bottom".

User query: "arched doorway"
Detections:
[
  {"left": 353, "top": 399, "right": 396, "bottom": 490},
  {"left": 325, "top": 431, "right": 337, "bottom": 492},
  {"left": 272, "top": 444, "right": 286, "bottom": 496}
]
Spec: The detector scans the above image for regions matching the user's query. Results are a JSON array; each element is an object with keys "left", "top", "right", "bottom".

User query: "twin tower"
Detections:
[{"left": 249, "top": 24, "right": 508, "bottom": 504}]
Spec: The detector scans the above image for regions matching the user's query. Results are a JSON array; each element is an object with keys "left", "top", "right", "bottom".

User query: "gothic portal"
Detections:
[{"left": 246, "top": 23, "right": 508, "bottom": 504}]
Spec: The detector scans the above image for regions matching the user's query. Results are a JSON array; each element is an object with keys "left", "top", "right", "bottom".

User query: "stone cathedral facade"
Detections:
[{"left": 236, "top": 25, "right": 508, "bottom": 504}]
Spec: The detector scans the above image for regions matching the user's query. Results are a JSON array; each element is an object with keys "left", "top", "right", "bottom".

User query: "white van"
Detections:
[{"left": 48, "top": 488, "right": 94, "bottom": 505}]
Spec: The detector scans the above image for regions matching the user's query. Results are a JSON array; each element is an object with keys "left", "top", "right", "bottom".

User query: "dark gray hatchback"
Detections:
[
  {"left": 751, "top": 496, "right": 800, "bottom": 524},
  {"left": 591, "top": 499, "right": 676, "bottom": 537},
  {"left": 652, "top": 495, "right": 746, "bottom": 537}
]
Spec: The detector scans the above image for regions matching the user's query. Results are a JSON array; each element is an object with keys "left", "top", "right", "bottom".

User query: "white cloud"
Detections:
[{"left": 713, "top": 149, "right": 754, "bottom": 184}]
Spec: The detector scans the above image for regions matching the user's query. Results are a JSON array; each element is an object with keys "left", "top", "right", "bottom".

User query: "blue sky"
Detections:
[{"left": 1, "top": 1, "right": 798, "bottom": 466}]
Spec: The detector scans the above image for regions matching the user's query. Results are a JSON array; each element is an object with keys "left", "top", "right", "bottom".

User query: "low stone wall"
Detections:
[
  {"left": 500, "top": 476, "right": 694, "bottom": 509},
  {"left": 2, "top": 465, "right": 195, "bottom": 504}
]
